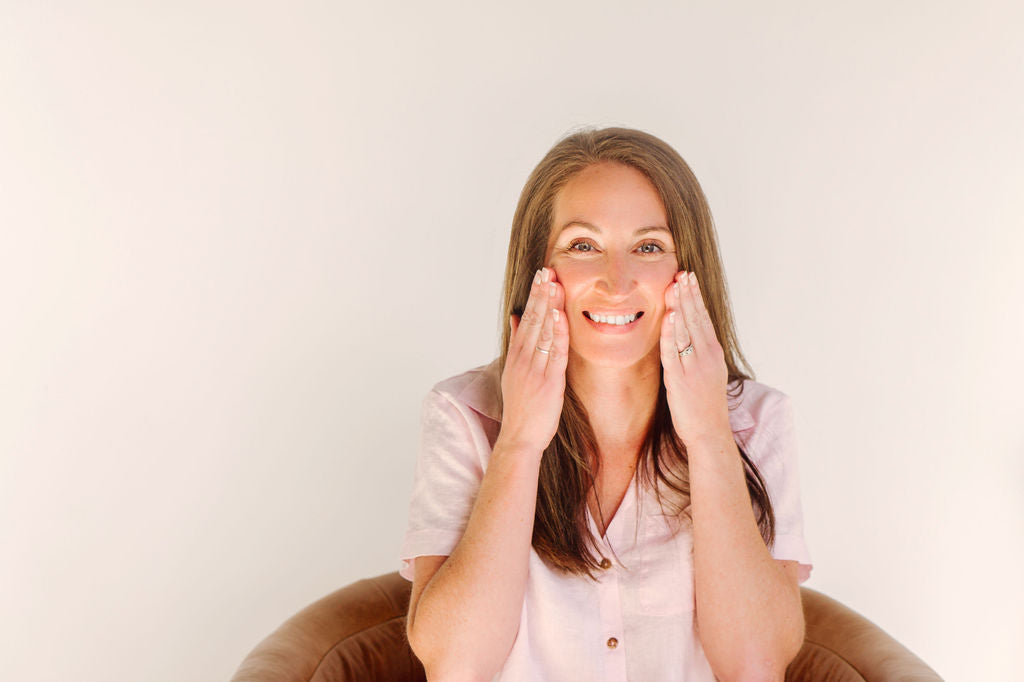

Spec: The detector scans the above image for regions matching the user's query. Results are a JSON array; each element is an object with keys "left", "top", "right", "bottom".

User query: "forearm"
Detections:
[
  {"left": 688, "top": 434, "right": 804, "bottom": 682},
  {"left": 408, "top": 438, "right": 541, "bottom": 681}
]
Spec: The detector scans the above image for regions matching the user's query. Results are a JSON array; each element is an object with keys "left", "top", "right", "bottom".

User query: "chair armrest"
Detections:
[
  {"left": 230, "top": 572, "right": 425, "bottom": 682},
  {"left": 788, "top": 587, "right": 943, "bottom": 681},
  {"left": 231, "top": 574, "right": 941, "bottom": 682}
]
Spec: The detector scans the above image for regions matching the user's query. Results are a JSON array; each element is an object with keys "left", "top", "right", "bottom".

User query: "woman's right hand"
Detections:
[{"left": 500, "top": 266, "right": 569, "bottom": 454}]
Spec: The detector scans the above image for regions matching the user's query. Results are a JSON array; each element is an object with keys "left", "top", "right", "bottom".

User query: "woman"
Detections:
[{"left": 399, "top": 127, "right": 813, "bottom": 681}]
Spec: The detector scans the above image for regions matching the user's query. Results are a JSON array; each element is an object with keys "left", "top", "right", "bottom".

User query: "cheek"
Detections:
[
  {"left": 561, "top": 287, "right": 584, "bottom": 313},
  {"left": 552, "top": 260, "right": 677, "bottom": 309},
  {"left": 644, "top": 273, "right": 677, "bottom": 304},
  {"left": 652, "top": 261, "right": 680, "bottom": 284},
  {"left": 550, "top": 264, "right": 587, "bottom": 301},
  {"left": 551, "top": 260, "right": 588, "bottom": 278}
]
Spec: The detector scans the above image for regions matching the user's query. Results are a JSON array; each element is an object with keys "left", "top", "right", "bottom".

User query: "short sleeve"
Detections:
[
  {"left": 398, "top": 388, "right": 486, "bottom": 581},
  {"left": 750, "top": 391, "right": 814, "bottom": 584}
]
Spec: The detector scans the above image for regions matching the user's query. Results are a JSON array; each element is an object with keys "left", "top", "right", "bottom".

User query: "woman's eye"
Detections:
[
  {"left": 637, "top": 241, "right": 665, "bottom": 254},
  {"left": 567, "top": 239, "right": 595, "bottom": 253},
  {"left": 565, "top": 239, "right": 667, "bottom": 254}
]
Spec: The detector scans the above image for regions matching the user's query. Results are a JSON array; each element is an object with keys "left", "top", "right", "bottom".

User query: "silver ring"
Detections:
[
  {"left": 678, "top": 345, "right": 694, "bottom": 357},
  {"left": 535, "top": 346, "right": 551, "bottom": 354}
]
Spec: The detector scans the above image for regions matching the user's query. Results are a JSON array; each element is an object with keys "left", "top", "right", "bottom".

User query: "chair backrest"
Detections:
[{"left": 232, "top": 573, "right": 425, "bottom": 682}]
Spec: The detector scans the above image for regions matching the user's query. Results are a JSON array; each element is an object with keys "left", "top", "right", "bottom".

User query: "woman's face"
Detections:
[{"left": 544, "top": 161, "right": 679, "bottom": 369}]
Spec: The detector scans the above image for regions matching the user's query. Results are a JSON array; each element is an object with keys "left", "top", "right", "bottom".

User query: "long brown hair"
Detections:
[{"left": 496, "top": 126, "right": 775, "bottom": 578}]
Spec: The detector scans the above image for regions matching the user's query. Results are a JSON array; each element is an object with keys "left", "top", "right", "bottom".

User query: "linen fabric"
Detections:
[{"left": 399, "top": 358, "right": 813, "bottom": 682}]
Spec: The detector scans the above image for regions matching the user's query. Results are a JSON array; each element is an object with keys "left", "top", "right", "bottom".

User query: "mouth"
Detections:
[{"left": 583, "top": 310, "right": 644, "bottom": 327}]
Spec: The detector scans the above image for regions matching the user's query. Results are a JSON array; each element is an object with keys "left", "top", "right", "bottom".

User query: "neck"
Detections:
[{"left": 567, "top": 347, "right": 661, "bottom": 466}]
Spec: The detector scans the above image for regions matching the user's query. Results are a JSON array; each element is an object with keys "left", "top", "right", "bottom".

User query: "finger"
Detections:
[
  {"left": 663, "top": 277, "right": 678, "bottom": 312},
  {"left": 511, "top": 268, "right": 549, "bottom": 359},
  {"left": 687, "top": 272, "right": 716, "bottom": 341},
  {"left": 531, "top": 305, "right": 555, "bottom": 373},
  {"left": 546, "top": 304, "right": 569, "bottom": 382},
  {"left": 521, "top": 267, "right": 554, "bottom": 362},
  {"left": 659, "top": 306, "right": 682, "bottom": 376},
  {"left": 673, "top": 279, "right": 693, "bottom": 353},
  {"left": 545, "top": 266, "right": 565, "bottom": 319},
  {"left": 663, "top": 276, "right": 690, "bottom": 355},
  {"left": 676, "top": 273, "right": 701, "bottom": 350},
  {"left": 542, "top": 269, "right": 568, "bottom": 380},
  {"left": 680, "top": 271, "right": 712, "bottom": 349}
]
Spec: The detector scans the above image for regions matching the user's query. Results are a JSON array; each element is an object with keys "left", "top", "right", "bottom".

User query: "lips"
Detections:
[{"left": 583, "top": 311, "right": 644, "bottom": 325}]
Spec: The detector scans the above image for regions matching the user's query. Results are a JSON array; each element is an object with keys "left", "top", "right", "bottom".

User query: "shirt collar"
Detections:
[{"left": 457, "top": 358, "right": 503, "bottom": 422}]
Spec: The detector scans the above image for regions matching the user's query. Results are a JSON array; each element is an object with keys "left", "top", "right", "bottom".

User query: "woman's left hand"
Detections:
[{"left": 659, "top": 271, "right": 731, "bottom": 447}]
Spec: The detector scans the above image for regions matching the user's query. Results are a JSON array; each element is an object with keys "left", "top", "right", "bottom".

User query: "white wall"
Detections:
[{"left": 2, "top": 2, "right": 1021, "bottom": 680}]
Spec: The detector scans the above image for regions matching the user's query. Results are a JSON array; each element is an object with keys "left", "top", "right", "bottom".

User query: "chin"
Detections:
[{"left": 568, "top": 339, "right": 660, "bottom": 369}]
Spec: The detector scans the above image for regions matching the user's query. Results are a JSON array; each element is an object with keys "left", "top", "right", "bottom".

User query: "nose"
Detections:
[{"left": 595, "top": 253, "right": 635, "bottom": 298}]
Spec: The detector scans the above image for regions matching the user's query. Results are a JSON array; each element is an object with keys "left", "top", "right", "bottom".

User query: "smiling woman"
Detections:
[
  {"left": 544, "top": 162, "right": 680, "bottom": 367},
  {"left": 399, "top": 126, "right": 813, "bottom": 682}
]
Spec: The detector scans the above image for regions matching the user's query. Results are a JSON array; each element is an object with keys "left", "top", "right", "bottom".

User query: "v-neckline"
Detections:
[{"left": 586, "top": 466, "right": 640, "bottom": 541}]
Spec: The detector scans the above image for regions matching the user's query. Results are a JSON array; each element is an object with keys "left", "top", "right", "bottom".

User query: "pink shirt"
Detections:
[{"left": 399, "top": 358, "right": 813, "bottom": 681}]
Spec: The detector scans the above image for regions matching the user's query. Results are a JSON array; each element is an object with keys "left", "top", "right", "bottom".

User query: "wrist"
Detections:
[
  {"left": 680, "top": 426, "right": 735, "bottom": 454},
  {"left": 493, "top": 434, "right": 547, "bottom": 463}
]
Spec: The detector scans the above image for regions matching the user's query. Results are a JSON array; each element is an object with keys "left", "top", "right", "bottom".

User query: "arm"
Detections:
[
  {"left": 657, "top": 271, "right": 805, "bottom": 681},
  {"left": 688, "top": 434, "right": 805, "bottom": 682},
  {"left": 407, "top": 438, "right": 543, "bottom": 681},
  {"left": 407, "top": 266, "right": 569, "bottom": 681}
]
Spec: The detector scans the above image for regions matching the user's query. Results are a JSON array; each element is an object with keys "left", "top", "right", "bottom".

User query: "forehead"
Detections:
[{"left": 552, "top": 162, "right": 667, "bottom": 227}]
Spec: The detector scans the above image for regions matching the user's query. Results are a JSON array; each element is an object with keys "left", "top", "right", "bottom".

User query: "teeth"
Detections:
[{"left": 587, "top": 312, "right": 639, "bottom": 325}]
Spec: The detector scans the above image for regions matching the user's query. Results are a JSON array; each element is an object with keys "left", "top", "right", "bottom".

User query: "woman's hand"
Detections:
[
  {"left": 659, "top": 271, "right": 731, "bottom": 447},
  {"left": 500, "top": 267, "right": 569, "bottom": 454}
]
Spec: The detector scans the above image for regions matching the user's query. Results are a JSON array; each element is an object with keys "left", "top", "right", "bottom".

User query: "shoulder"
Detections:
[
  {"left": 427, "top": 357, "right": 502, "bottom": 423},
  {"left": 728, "top": 378, "right": 794, "bottom": 447}
]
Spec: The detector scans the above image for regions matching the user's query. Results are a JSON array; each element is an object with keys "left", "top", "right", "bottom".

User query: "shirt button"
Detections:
[
  {"left": 600, "top": 558, "right": 612, "bottom": 569},
  {"left": 606, "top": 637, "right": 619, "bottom": 649}
]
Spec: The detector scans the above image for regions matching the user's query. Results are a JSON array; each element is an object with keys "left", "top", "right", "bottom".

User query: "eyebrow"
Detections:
[{"left": 558, "top": 220, "right": 672, "bottom": 238}]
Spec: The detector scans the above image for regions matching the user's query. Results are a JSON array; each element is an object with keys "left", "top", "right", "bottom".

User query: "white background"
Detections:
[{"left": 2, "top": 2, "right": 1022, "bottom": 681}]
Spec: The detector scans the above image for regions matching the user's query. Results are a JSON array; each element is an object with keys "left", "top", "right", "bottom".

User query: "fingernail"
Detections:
[
  {"left": 670, "top": 311, "right": 675, "bottom": 323},
  {"left": 553, "top": 309, "right": 560, "bottom": 322},
  {"left": 549, "top": 282, "right": 556, "bottom": 296},
  {"left": 534, "top": 270, "right": 541, "bottom": 285},
  {"left": 542, "top": 268, "right": 550, "bottom": 283},
  {"left": 674, "top": 283, "right": 680, "bottom": 296},
  {"left": 689, "top": 272, "right": 697, "bottom": 285}
]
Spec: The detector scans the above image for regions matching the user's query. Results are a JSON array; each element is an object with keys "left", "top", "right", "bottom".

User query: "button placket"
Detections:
[
  {"left": 596, "top": 563, "right": 627, "bottom": 681},
  {"left": 595, "top": 529, "right": 628, "bottom": 680}
]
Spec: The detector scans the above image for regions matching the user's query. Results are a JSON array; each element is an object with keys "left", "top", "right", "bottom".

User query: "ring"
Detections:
[
  {"left": 535, "top": 346, "right": 551, "bottom": 354},
  {"left": 678, "top": 345, "right": 694, "bottom": 357}
]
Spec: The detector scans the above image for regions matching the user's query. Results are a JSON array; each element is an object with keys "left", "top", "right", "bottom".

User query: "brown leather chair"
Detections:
[{"left": 230, "top": 571, "right": 942, "bottom": 681}]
